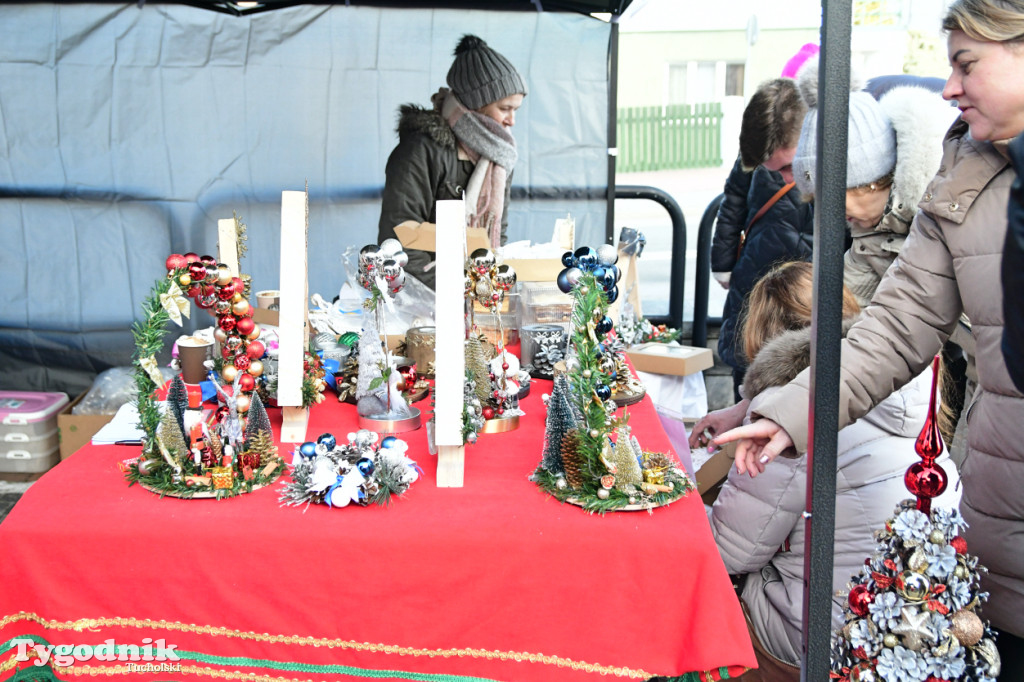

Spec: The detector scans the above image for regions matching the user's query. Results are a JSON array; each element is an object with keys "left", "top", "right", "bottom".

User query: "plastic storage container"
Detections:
[
  {"left": 519, "top": 281, "right": 573, "bottom": 330},
  {"left": 0, "top": 391, "right": 69, "bottom": 473}
]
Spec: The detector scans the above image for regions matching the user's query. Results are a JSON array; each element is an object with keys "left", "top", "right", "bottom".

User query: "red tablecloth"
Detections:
[{"left": 0, "top": 379, "right": 754, "bottom": 682}]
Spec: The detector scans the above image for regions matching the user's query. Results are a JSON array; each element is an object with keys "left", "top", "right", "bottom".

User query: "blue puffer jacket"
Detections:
[{"left": 713, "top": 159, "right": 814, "bottom": 371}]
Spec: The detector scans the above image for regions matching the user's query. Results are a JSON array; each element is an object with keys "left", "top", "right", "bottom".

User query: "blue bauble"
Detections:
[
  {"left": 606, "top": 286, "right": 619, "bottom": 304},
  {"left": 600, "top": 270, "right": 616, "bottom": 290},
  {"left": 561, "top": 251, "right": 576, "bottom": 268},
  {"left": 381, "top": 436, "right": 398, "bottom": 448},
  {"left": 596, "top": 316, "right": 614, "bottom": 334},
  {"left": 316, "top": 432, "right": 337, "bottom": 451},
  {"left": 357, "top": 457, "right": 376, "bottom": 476},
  {"left": 298, "top": 442, "right": 317, "bottom": 459},
  {"left": 577, "top": 253, "right": 598, "bottom": 271},
  {"left": 607, "top": 264, "right": 621, "bottom": 283},
  {"left": 595, "top": 384, "right": 612, "bottom": 401},
  {"left": 556, "top": 268, "right": 573, "bottom": 294},
  {"left": 608, "top": 370, "right": 617, "bottom": 381},
  {"left": 574, "top": 246, "right": 594, "bottom": 259},
  {"left": 591, "top": 266, "right": 606, "bottom": 282}
]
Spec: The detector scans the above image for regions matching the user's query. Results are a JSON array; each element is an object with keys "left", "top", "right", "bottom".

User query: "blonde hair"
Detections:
[
  {"left": 942, "top": 0, "right": 1024, "bottom": 44},
  {"left": 741, "top": 261, "right": 861, "bottom": 362}
]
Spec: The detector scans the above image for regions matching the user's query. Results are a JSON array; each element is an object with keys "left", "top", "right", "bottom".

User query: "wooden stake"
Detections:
[
  {"left": 433, "top": 199, "right": 466, "bottom": 487},
  {"left": 277, "top": 189, "right": 310, "bottom": 443}
]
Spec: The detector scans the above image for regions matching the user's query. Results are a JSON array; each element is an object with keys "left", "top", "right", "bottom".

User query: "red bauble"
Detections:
[
  {"left": 166, "top": 253, "right": 187, "bottom": 271},
  {"left": 216, "top": 284, "right": 236, "bottom": 301},
  {"left": 238, "top": 373, "right": 256, "bottom": 392},
  {"left": 186, "top": 283, "right": 201, "bottom": 299},
  {"left": 848, "top": 584, "right": 874, "bottom": 617},
  {"left": 183, "top": 251, "right": 200, "bottom": 264},
  {"left": 233, "top": 354, "right": 251, "bottom": 371},
  {"left": 200, "top": 254, "right": 217, "bottom": 267},
  {"left": 188, "top": 262, "right": 207, "bottom": 282},
  {"left": 218, "top": 315, "right": 237, "bottom": 333},
  {"left": 200, "top": 284, "right": 216, "bottom": 298},
  {"left": 950, "top": 536, "right": 968, "bottom": 554},
  {"left": 221, "top": 345, "right": 238, "bottom": 360},
  {"left": 215, "top": 405, "right": 230, "bottom": 423},
  {"left": 905, "top": 462, "right": 948, "bottom": 502},
  {"left": 231, "top": 276, "right": 244, "bottom": 294},
  {"left": 235, "top": 317, "right": 256, "bottom": 337},
  {"left": 482, "top": 406, "right": 495, "bottom": 420},
  {"left": 246, "top": 340, "right": 266, "bottom": 359}
]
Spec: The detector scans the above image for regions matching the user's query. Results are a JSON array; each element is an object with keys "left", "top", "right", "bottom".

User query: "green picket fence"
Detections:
[{"left": 617, "top": 102, "right": 723, "bottom": 172}]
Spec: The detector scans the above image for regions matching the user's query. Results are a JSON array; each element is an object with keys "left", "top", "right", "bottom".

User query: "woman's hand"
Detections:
[
  {"left": 688, "top": 399, "right": 750, "bottom": 450},
  {"left": 712, "top": 418, "right": 795, "bottom": 477}
]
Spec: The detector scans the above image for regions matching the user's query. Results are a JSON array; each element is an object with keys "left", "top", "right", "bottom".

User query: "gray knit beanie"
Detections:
[
  {"left": 446, "top": 35, "right": 527, "bottom": 111},
  {"left": 793, "top": 73, "right": 896, "bottom": 196}
]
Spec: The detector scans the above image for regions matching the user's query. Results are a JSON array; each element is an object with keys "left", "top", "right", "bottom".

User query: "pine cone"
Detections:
[
  {"left": 645, "top": 452, "right": 672, "bottom": 471},
  {"left": 561, "top": 428, "right": 585, "bottom": 490}
]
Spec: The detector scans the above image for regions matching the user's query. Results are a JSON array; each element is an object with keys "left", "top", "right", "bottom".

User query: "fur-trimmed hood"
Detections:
[
  {"left": 878, "top": 86, "right": 959, "bottom": 224},
  {"left": 743, "top": 315, "right": 928, "bottom": 438},
  {"left": 396, "top": 104, "right": 456, "bottom": 150}
]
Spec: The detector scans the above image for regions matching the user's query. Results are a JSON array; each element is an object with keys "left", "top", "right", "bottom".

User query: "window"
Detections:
[{"left": 725, "top": 64, "right": 744, "bottom": 97}]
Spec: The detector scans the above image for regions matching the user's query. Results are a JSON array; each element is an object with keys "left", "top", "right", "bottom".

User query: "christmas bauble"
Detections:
[
  {"left": 606, "top": 286, "right": 619, "bottom": 304},
  {"left": 573, "top": 246, "right": 596, "bottom": 269},
  {"left": 381, "top": 259, "right": 401, "bottom": 281},
  {"left": 493, "top": 264, "right": 517, "bottom": 291},
  {"left": 137, "top": 458, "right": 160, "bottom": 475},
  {"left": 596, "top": 243, "right": 618, "bottom": 266},
  {"left": 905, "top": 460, "right": 948, "bottom": 500},
  {"left": 232, "top": 299, "right": 251, "bottom": 317},
  {"left": 298, "top": 442, "right": 317, "bottom": 459},
  {"left": 200, "top": 254, "right": 217, "bottom": 267},
  {"left": 245, "top": 324, "right": 261, "bottom": 340},
  {"left": 595, "top": 384, "right": 612, "bottom": 400},
  {"left": 392, "top": 250, "right": 409, "bottom": 269},
  {"left": 224, "top": 335, "right": 243, "bottom": 351},
  {"left": 178, "top": 273, "right": 192, "bottom": 287},
  {"left": 188, "top": 262, "right": 207, "bottom": 282},
  {"left": 357, "top": 457, "right": 375, "bottom": 476},
  {"left": 469, "top": 248, "right": 496, "bottom": 274},
  {"left": 214, "top": 405, "right": 230, "bottom": 423},
  {"left": 166, "top": 254, "right": 188, "bottom": 271},
  {"left": 317, "top": 433, "right": 337, "bottom": 451},
  {"left": 596, "top": 488, "right": 610, "bottom": 500},
  {"left": 929, "top": 529, "right": 946, "bottom": 545},
  {"left": 848, "top": 584, "right": 874, "bottom": 617},
  {"left": 565, "top": 267, "right": 583, "bottom": 287},
  {"left": 381, "top": 436, "right": 398, "bottom": 448},
  {"left": 238, "top": 373, "right": 255, "bottom": 392},
  {"left": 219, "top": 315, "right": 237, "bottom": 332},
  {"left": 379, "top": 237, "right": 403, "bottom": 256},
  {"left": 466, "top": 431, "right": 478, "bottom": 444},
  {"left": 950, "top": 536, "right": 967, "bottom": 554},
  {"left": 561, "top": 251, "right": 576, "bottom": 267},
  {"left": 186, "top": 283, "right": 201, "bottom": 298},
  {"left": 213, "top": 327, "right": 228, "bottom": 344},
  {"left": 216, "top": 284, "right": 235, "bottom": 301},
  {"left": 215, "top": 300, "right": 233, "bottom": 315},
  {"left": 203, "top": 263, "right": 220, "bottom": 284},
  {"left": 883, "top": 634, "right": 899, "bottom": 648},
  {"left": 197, "top": 293, "right": 217, "bottom": 309},
  {"left": 222, "top": 365, "right": 238, "bottom": 383},
  {"left": 235, "top": 394, "right": 250, "bottom": 413},
  {"left": 895, "top": 570, "right": 930, "bottom": 602},
  {"left": 235, "top": 317, "right": 256, "bottom": 337},
  {"left": 482, "top": 406, "right": 495, "bottom": 420},
  {"left": 247, "top": 359, "right": 264, "bottom": 377},
  {"left": 216, "top": 264, "right": 232, "bottom": 286},
  {"left": 247, "top": 340, "right": 266, "bottom": 359},
  {"left": 950, "top": 609, "right": 984, "bottom": 646},
  {"left": 556, "top": 269, "right": 573, "bottom": 294},
  {"left": 596, "top": 316, "right": 614, "bottom": 335},
  {"left": 233, "top": 354, "right": 251, "bottom": 370},
  {"left": 359, "top": 244, "right": 380, "bottom": 267}
]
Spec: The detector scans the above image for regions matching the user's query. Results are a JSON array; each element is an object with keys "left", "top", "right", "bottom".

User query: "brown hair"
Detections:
[
  {"left": 739, "top": 78, "right": 807, "bottom": 171},
  {"left": 741, "top": 261, "right": 861, "bottom": 362},
  {"left": 942, "top": 0, "right": 1024, "bottom": 44}
]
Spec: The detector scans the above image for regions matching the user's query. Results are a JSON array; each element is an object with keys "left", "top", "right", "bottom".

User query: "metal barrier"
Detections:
[
  {"left": 692, "top": 192, "right": 724, "bottom": 349},
  {"left": 614, "top": 185, "right": 685, "bottom": 331}
]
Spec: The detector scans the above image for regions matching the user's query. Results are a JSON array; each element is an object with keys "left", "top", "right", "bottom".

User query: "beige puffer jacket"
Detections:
[{"left": 754, "top": 120, "right": 1024, "bottom": 638}]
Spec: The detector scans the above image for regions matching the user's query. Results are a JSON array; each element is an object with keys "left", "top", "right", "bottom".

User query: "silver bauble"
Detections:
[
  {"left": 469, "top": 248, "right": 496, "bottom": 274},
  {"left": 381, "top": 259, "right": 401, "bottom": 282},
  {"left": 493, "top": 264, "right": 517, "bottom": 291},
  {"left": 379, "top": 238, "right": 403, "bottom": 256},
  {"left": 596, "top": 243, "right": 618, "bottom": 266},
  {"left": 565, "top": 267, "right": 583, "bottom": 286}
]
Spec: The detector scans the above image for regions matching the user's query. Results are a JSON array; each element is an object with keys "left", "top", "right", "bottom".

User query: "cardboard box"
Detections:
[
  {"left": 695, "top": 441, "right": 736, "bottom": 505},
  {"left": 625, "top": 343, "right": 713, "bottom": 377},
  {"left": 502, "top": 258, "right": 563, "bottom": 282},
  {"left": 393, "top": 221, "right": 489, "bottom": 254},
  {"left": 57, "top": 392, "right": 115, "bottom": 460}
]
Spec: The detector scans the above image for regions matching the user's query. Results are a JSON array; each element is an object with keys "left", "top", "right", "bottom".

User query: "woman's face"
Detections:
[
  {"left": 943, "top": 30, "right": 1024, "bottom": 142},
  {"left": 845, "top": 186, "right": 890, "bottom": 230},
  {"left": 477, "top": 93, "right": 524, "bottom": 129}
]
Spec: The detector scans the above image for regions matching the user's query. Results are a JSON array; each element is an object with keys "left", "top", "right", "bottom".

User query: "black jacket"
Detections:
[
  {"left": 1004, "top": 134, "right": 1024, "bottom": 392},
  {"left": 713, "top": 157, "right": 815, "bottom": 371},
  {"left": 378, "top": 105, "right": 510, "bottom": 290}
]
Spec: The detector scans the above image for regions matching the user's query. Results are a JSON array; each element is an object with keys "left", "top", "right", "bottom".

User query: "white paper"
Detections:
[{"left": 90, "top": 402, "right": 149, "bottom": 444}]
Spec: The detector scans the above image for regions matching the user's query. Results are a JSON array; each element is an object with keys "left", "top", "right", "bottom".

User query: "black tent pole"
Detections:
[
  {"left": 802, "top": 0, "right": 850, "bottom": 679},
  {"left": 606, "top": 19, "right": 619, "bottom": 245}
]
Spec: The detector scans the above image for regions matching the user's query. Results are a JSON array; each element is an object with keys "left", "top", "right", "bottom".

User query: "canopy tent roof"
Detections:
[{"left": 10, "top": 0, "right": 636, "bottom": 15}]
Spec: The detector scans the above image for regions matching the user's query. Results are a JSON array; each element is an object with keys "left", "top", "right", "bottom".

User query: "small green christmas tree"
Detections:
[
  {"left": 167, "top": 374, "right": 189, "bottom": 437},
  {"left": 465, "top": 336, "right": 492, "bottom": 407},
  {"left": 540, "top": 374, "right": 576, "bottom": 476},
  {"left": 608, "top": 426, "right": 643, "bottom": 490},
  {"left": 156, "top": 410, "right": 188, "bottom": 467},
  {"left": 244, "top": 391, "right": 271, "bottom": 443}
]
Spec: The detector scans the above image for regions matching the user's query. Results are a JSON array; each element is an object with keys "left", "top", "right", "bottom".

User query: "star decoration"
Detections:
[{"left": 890, "top": 606, "right": 935, "bottom": 651}]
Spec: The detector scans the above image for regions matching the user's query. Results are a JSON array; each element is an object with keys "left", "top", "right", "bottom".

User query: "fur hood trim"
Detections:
[
  {"left": 396, "top": 104, "right": 456, "bottom": 150},
  {"left": 879, "top": 87, "right": 959, "bottom": 222},
  {"left": 743, "top": 316, "right": 860, "bottom": 399}
]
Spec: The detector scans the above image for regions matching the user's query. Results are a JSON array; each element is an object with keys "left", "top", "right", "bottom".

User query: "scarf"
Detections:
[{"left": 433, "top": 88, "right": 517, "bottom": 247}]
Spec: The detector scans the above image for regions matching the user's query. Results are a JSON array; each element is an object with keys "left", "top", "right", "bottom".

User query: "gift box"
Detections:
[{"left": 625, "top": 343, "right": 713, "bottom": 377}]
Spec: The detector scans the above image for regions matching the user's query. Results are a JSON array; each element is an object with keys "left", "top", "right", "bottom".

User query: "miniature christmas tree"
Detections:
[
  {"left": 167, "top": 374, "right": 189, "bottom": 436},
  {"left": 531, "top": 246, "right": 693, "bottom": 512},
  {"left": 540, "top": 374, "right": 576, "bottom": 476},
  {"left": 830, "top": 357, "right": 998, "bottom": 681},
  {"left": 244, "top": 391, "right": 271, "bottom": 443},
  {"left": 465, "top": 335, "right": 493, "bottom": 407},
  {"left": 157, "top": 410, "right": 188, "bottom": 465},
  {"left": 244, "top": 430, "right": 277, "bottom": 469}
]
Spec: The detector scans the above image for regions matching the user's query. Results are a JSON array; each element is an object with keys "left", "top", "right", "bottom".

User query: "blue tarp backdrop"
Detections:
[{"left": 0, "top": 3, "right": 612, "bottom": 393}]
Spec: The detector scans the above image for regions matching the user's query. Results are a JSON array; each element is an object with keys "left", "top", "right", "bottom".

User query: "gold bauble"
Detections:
[
  {"left": 955, "top": 564, "right": 969, "bottom": 580},
  {"left": 950, "top": 609, "right": 984, "bottom": 646},
  {"left": 246, "top": 324, "right": 261, "bottom": 340},
  {"left": 233, "top": 292, "right": 243, "bottom": 303},
  {"left": 235, "top": 394, "right": 250, "bottom": 413},
  {"left": 217, "top": 265, "right": 232, "bottom": 286},
  {"left": 178, "top": 273, "right": 192, "bottom": 287},
  {"left": 214, "top": 327, "right": 228, "bottom": 343},
  {"left": 929, "top": 529, "right": 946, "bottom": 545},
  {"left": 895, "top": 570, "right": 930, "bottom": 602},
  {"left": 883, "top": 634, "right": 899, "bottom": 648},
  {"left": 232, "top": 300, "right": 251, "bottom": 317},
  {"left": 247, "top": 360, "right": 264, "bottom": 377},
  {"left": 222, "top": 365, "right": 238, "bottom": 383}
]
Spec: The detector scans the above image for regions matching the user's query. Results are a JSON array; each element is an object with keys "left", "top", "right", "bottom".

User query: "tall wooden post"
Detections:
[
  {"left": 277, "top": 189, "right": 310, "bottom": 443},
  {"left": 434, "top": 199, "right": 466, "bottom": 487}
]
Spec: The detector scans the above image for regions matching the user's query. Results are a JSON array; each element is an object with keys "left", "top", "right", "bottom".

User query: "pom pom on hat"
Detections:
[
  {"left": 792, "top": 59, "right": 894, "bottom": 196},
  {"left": 447, "top": 34, "right": 527, "bottom": 111}
]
